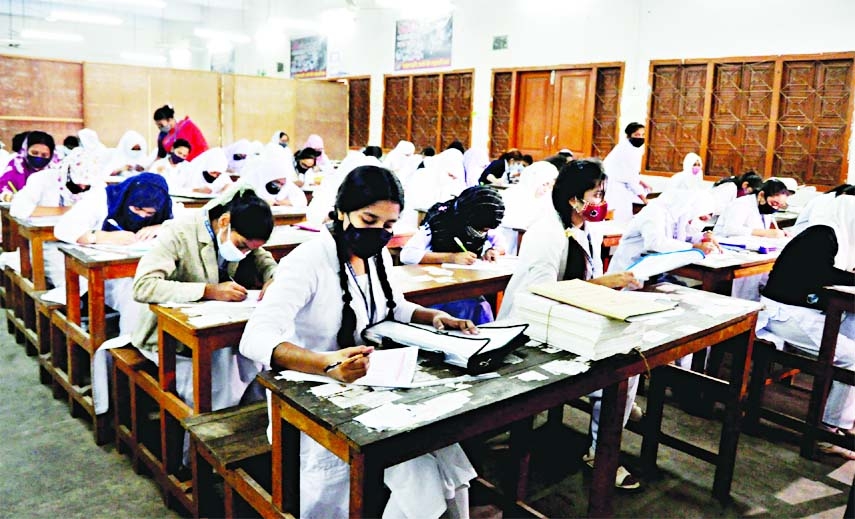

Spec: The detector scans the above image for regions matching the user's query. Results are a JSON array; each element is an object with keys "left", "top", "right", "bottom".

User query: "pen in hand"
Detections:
[
  {"left": 323, "top": 353, "right": 368, "bottom": 373},
  {"left": 453, "top": 237, "right": 469, "bottom": 253},
  {"left": 107, "top": 218, "right": 125, "bottom": 231}
]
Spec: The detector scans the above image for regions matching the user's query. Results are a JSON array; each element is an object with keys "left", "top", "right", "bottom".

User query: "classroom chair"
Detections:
[{"left": 746, "top": 338, "right": 855, "bottom": 458}]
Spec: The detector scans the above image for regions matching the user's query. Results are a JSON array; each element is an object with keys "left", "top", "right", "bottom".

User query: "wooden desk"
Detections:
[
  {"left": 270, "top": 207, "right": 307, "bottom": 227},
  {"left": 171, "top": 195, "right": 213, "bottom": 209},
  {"left": 1, "top": 204, "right": 18, "bottom": 334},
  {"left": 264, "top": 226, "right": 319, "bottom": 262},
  {"left": 671, "top": 251, "right": 778, "bottom": 295},
  {"left": 391, "top": 264, "right": 511, "bottom": 308},
  {"left": 10, "top": 215, "right": 63, "bottom": 356},
  {"left": 0, "top": 203, "right": 17, "bottom": 252},
  {"left": 259, "top": 284, "right": 760, "bottom": 518},
  {"left": 802, "top": 286, "right": 855, "bottom": 457},
  {"left": 55, "top": 245, "right": 144, "bottom": 444}
]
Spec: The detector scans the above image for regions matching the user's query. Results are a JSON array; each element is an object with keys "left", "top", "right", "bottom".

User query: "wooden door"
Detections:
[
  {"left": 513, "top": 71, "right": 552, "bottom": 157},
  {"left": 551, "top": 70, "right": 594, "bottom": 157}
]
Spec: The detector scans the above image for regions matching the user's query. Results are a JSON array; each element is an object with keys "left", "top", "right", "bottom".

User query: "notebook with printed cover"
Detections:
[
  {"left": 362, "top": 319, "right": 529, "bottom": 374},
  {"left": 528, "top": 279, "right": 677, "bottom": 321}
]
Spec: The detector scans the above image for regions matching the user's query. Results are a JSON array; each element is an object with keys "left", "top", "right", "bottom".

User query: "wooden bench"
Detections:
[
  {"left": 746, "top": 338, "right": 855, "bottom": 457},
  {"left": 184, "top": 402, "right": 288, "bottom": 519},
  {"left": 111, "top": 347, "right": 160, "bottom": 472},
  {"left": 33, "top": 292, "right": 63, "bottom": 386}
]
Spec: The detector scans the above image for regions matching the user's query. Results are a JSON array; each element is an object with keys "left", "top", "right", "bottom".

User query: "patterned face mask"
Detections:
[{"left": 465, "top": 225, "right": 487, "bottom": 240}]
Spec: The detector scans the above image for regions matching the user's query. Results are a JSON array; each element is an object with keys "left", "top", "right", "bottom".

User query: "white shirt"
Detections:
[
  {"left": 149, "top": 157, "right": 189, "bottom": 193},
  {"left": 497, "top": 212, "right": 603, "bottom": 320},
  {"left": 258, "top": 181, "right": 307, "bottom": 208},
  {"left": 9, "top": 168, "right": 84, "bottom": 218},
  {"left": 603, "top": 139, "right": 646, "bottom": 223},
  {"left": 608, "top": 204, "right": 702, "bottom": 274},
  {"left": 399, "top": 227, "right": 505, "bottom": 265},
  {"left": 53, "top": 187, "right": 109, "bottom": 243},
  {"left": 239, "top": 227, "right": 419, "bottom": 368},
  {"left": 713, "top": 194, "right": 770, "bottom": 238}
]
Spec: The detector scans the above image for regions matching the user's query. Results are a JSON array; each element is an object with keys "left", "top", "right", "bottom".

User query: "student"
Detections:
[
  {"left": 383, "top": 140, "right": 417, "bottom": 186},
  {"left": 293, "top": 146, "right": 322, "bottom": 187},
  {"left": 713, "top": 171, "right": 764, "bottom": 198},
  {"left": 154, "top": 104, "right": 209, "bottom": 161},
  {"left": 10, "top": 147, "right": 106, "bottom": 287},
  {"left": 55, "top": 135, "right": 80, "bottom": 160},
  {"left": 603, "top": 122, "right": 651, "bottom": 223},
  {"left": 608, "top": 188, "right": 719, "bottom": 274},
  {"left": 129, "top": 186, "right": 277, "bottom": 413},
  {"left": 713, "top": 178, "right": 793, "bottom": 238},
  {"left": 363, "top": 145, "right": 383, "bottom": 159},
  {"left": 790, "top": 184, "right": 854, "bottom": 236},
  {"left": 0, "top": 130, "right": 57, "bottom": 199},
  {"left": 405, "top": 148, "right": 466, "bottom": 212},
  {"left": 668, "top": 152, "right": 705, "bottom": 191},
  {"left": 271, "top": 130, "right": 289, "bottom": 148},
  {"left": 496, "top": 159, "right": 643, "bottom": 489},
  {"left": 106, "top": 130, "right": 148, "bottom": 177},
  {"left": 756, "top": 194, "right": 855, "bottom": 458},
  {"left": 478, "top": 148, "right": 525, "bottom": 185},
  {"left": 182, "top": 147, "right": 232, "bottom": 194},
  {"left": 54, "top": 173, "right": 173, "bottom": 335},
  {"left": 306, "top": 151, "right": 376, "bottom": 225},
  {"left": 498, "top": 161, "right": 559, "bottom": 255},
  {"left": 302, "top": 134, "right": 331, "bottom": 168},
  {"left": 239, "top": 165, "right": 477, "bottom": 519},
  {"left": 401, "top": 185, "right": 505, "bottom": 324},
  {"left": 225, "top": 138, "right": 252, "bottom": 176},
  {"left": 446, "top": 139, "right": 465, "bottom": 154},
  {"left": 462, "top": 146, "right": 489, "bottom": 188},
  {"left": 241, "top": 147, "right": 307, "bottom": 208},
  {"left": 149, "top": 138, "right": 191, "bottom": 191}
]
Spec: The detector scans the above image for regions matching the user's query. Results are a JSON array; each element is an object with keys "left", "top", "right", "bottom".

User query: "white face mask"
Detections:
[
  {"left": 688, "top": 218, "right": 707, "bottom": 234},
  {"left": 218, "top": 224, "right": 247, "bottom": 262}
]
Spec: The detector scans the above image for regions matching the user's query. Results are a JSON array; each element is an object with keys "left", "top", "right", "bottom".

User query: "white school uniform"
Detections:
[
  {"left": 607, "top": 191, "right": 709, "bottom": 275},
  {"left": 240, "top": 147, "right": 307, "bottom": 208},
  {"left": 789, "top": 191, "right": 836, "bottom": 236},
  {"left": 53, "top": 186, "right": 144, "bottom": 336},
  {"left": 713, "top": 194, "right": 774, "bottom": 237},
  {"left": 239, "top": 228, "right": 477, "bottom": 519},
  {"left": 603, "top": 138, "right": 646, "bottom": 224},
  {"left": 149, "top": 156, "right": 189, "bottom": 193},
  {"left": 178, "top": 147, "right": 232, "bottom": 194},
  {"left": 498, "top": 161, "right": 558, "bottom": 255},
  {"left": 496, "top": 210, "right": 638, "bottom": 451}
]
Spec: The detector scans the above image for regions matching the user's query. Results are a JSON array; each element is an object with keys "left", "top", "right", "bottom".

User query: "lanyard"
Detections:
[
  {"left": 346, "top": 260, "right": 376, "bottom": 325},
  {"left": 203, "top": 219, "right": 217, "bottom": 243}
]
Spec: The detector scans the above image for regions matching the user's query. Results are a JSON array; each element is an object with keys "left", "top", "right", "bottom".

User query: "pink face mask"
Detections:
[
  {"left": 581, "top": 201, "right": 608, "bottom": 222},
  {"left": 691, "top": 166, "right": 702, "bottom": 176}
]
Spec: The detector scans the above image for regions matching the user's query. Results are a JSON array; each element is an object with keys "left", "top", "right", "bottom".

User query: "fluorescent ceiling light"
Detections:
[
  {"left": 81, "top": 0, "right": 166, "bottom": 8},
  {"left": 120, "top": 52, "right": 167, "bottom": 65},
  {"left": 21, "top": 29, "right": 84, "bottom": 42},
  {"left": 194, "top": 28, "right": 250, "bottom": 44},
  {"left": 47, "top": 9, "right": 123, "bottom": 26}
]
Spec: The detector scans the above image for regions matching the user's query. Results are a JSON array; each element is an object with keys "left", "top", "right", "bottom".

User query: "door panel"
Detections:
[
  {"left": 513, "top": 72, "right": 551, "bottom": 157},
  {"left": 551, "top": 71, "right": 590, "bottom": 157}
]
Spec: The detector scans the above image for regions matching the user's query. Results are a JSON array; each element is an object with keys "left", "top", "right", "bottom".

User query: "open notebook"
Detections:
[
  {"left": 362, "top": 319, "right": 528, "bottom": 374},
  {"left": 626, "top": 249, "right": 705, "bottom": 280}
]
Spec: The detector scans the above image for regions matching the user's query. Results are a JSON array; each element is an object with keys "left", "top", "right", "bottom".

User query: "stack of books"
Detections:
[{"left": 511, "top": 279, "right": 678, "bottom": 360}]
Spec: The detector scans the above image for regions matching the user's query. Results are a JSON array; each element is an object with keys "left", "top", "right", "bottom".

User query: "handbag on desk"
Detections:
[{"left": 362, "top": 320, "right": 529, "bottom": 375}]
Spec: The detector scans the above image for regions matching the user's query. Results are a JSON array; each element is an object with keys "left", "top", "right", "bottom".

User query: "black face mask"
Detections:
[
  {"left": 758, "top": 202, "right": 778, "bottom": 214},
  {"left": 342, "top": 225, "right": 393, "bottom": 259},
  {"left": 629, "top": 137, "right": 645, "bottom": 148},
  {"left": 65, "top": 180, "right": 89, "bottom": 195},
  {"left": 26, "top": 155, "right": 51, "bottom": 169},
  {"left": 202, "top": 170, "right": 218, "bottom": 184},
  {"left": 265, "top": 181, "right": 282, "bottom": 195}
]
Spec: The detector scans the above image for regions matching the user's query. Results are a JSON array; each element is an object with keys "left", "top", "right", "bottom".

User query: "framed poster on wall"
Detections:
[
  {"left": 290, "top": 36, "right": 327, "bottom": 78},
  {"left": 394, "top": 15, "right": 453, "bottom": 71}
]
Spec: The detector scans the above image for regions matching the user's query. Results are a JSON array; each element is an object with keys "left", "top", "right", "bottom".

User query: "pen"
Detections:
[
  {"left": 107, "top": 218, "right": 125, "bottom": 231},
  {"left": 453, "top": 237, "right": 469, "bottom": 253},
  {"left": 7, "top": 181, "right": 17, "bottom": 194},
  {"left": 718, "top": 242, "right": 746, "bottom": 249},
  {"left": 758, "top": 246, "right": 778, "bottom": 254},
  {"left": 323, "top": 353, "right": 366, "bottom": 373}
]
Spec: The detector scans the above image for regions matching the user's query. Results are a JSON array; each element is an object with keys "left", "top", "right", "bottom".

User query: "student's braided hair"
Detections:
[{"left": 330, "top": 165, "right": 405, "bottom": 348}]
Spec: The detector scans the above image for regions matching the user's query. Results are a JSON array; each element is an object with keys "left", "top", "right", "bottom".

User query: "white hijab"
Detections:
[
  {"left": 108, "top": 130, "right": 148, "bottom": 171},
  {"left": 462, "top": 147, "right": 490, "bottom": 187},
  {"left": 501, "top": 161, "right": 558, "bottom": 229},
  {"left": 646, "top": 188, "right": 715, "bottom": 242},
  {"left": 306, "top": 151, "right": 378, "bottom": 225},
  {"left": 383, "top": 140, "right": 415, "bottom": 174},
  {"left": 225, "top": 139, "right": 253, "bottom": 174},
  {"left": 808, "top": 194, "right": 855, "bottom": 271}
]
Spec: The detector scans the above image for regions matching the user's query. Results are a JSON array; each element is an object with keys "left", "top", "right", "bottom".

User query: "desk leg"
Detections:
[
  {"left": 640, "top": 367, "right": 668, "bottom": 476},
  {"left": 713, "top": 330, "right": 753, "bottom": 502},
  {"left": 192, "top": 346, "right": 213, "bottom": 414},
  {"left": 505, "top": 416, "right": 535, "bottom": 505},
  {"left": 802, "top": 305, "right": 842, "bottom": 459},
  {"left": 273, "top": 402, "right": 301, "bottom": 516},
  {"left": 349, "top": 451, "right": 384, "bottom": 519},
  {"left": 588, "top": 379, "right": 627, "bottom": 518},
  {"left": 158, "top": 328, "right": 180, "bottom": 475}
]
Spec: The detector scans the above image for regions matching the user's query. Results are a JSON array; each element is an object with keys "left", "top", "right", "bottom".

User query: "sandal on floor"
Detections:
[{"left": 582, "top": 452, "right": 642, "bottom": 490}]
